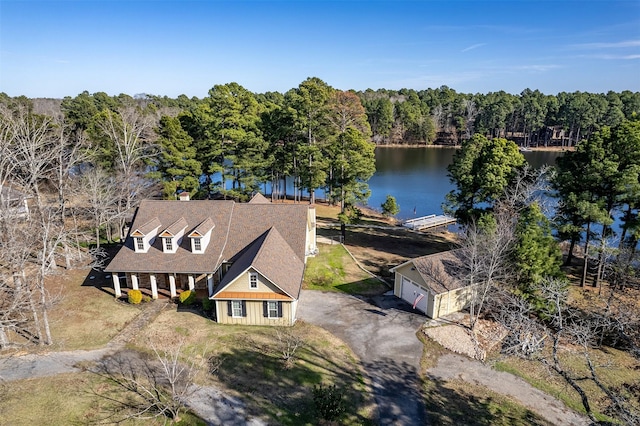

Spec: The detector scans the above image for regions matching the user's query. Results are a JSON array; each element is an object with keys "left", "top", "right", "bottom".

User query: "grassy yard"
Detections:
[
  {"left": 0, "top": 372, "right": 204, "bottom": 426},
  {"left": 46, "top": 268, "right": 141, "bottom": 350},
  {"left": 303, "top": 243, "right": 389, "bottom": 295},
  {"left": 2, "top": 263, "right": 376, "bottom": 425},
  {"left": 423, "top": 378, "right": 552, "bottom": 426},
  {"left": 133, "top": 309, "right": 376, "bottom": 425}
]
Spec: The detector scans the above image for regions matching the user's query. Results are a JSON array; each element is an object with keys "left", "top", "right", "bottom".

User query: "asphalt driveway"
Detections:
[{"left": 298, "top": 290, "right": 427, "bottom": 426}]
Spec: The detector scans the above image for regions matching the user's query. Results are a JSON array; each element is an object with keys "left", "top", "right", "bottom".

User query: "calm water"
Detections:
[{"left": 365, "top": 147, "right": 563, "bottom": 220}]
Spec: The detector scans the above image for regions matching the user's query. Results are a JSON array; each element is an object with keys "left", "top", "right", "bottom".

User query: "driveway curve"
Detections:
[{"left": 298, "top": 290, "right": 427, "bottom": 425}]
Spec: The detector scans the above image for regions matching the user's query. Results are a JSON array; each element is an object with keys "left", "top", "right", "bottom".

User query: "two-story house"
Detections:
[{"left": 104, "top": 194, "right": 317, "bottom": 326}]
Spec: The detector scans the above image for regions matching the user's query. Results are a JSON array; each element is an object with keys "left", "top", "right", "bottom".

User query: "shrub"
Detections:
[
  {"left": 128, "top": 289, "right": 143, "bottom": 305},
  {"left": 202, "top": 298, "right": 214, "bottom": 313},
  {"left": 179, "top": 290, "right": 196, "bottom": 305},
  {"left": 312, "top": 383, "right": 346, "bottom": 421}
]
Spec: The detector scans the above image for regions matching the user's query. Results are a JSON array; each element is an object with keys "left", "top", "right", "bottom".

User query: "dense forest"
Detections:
[
  {"left": 2, "top": 79, "right": 640, "bottom": 422},
  {"left": 2, "top": 80, "right": 639, "bottom": 206}
]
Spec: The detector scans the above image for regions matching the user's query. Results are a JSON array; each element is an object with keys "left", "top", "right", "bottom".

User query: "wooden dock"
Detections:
[{"left": 402, "top": 214, "right": 456, "bottom": 231}]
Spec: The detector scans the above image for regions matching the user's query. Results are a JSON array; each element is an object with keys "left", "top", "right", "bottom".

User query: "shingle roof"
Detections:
[
  {"left": 160, "top": 217, "right": 188, "bottom": 237},
  {"left": 104, "top": 200, "right": 309, "bottom": 282},
  {"left": 106, "top": 200, "right": 234, "bottom": 274},
  {"left": 410, "top": 251, "right": 467, "bottom": 294},
  {"left": 213, "top": 227, "right": 304, "bottom": 300},
  {"left": 134, "top": 217, "right": 161, "bottom": 236},
  {"left": 189, "top": 217, "right": 214, "bottom": 237},
  {"left": 248, "top": 192, "right": 270, "bottom": 204}
]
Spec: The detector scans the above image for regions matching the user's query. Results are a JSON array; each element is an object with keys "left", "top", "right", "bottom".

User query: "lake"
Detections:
[{"left": 365, "top": 147, "right": 564, "bottom": 220}]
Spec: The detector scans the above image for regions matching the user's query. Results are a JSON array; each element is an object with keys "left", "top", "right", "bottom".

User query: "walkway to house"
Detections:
[{"left": 0, "top": 300, "right": 264, "bottom": 426}]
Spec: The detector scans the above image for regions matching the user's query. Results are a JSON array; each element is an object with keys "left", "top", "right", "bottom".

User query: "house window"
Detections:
[
  {"left": 136, "top": 237, "right": 144, "bottom": 251},
  {"left": 193, "top": 238, "right": 202, "bottom": 251},
  {"left": 249, "top": 272, "right": 258, "bottom": 289},
  {"left": 165, "top": 237, "right": 173, "bottom": 251},
  {"left": 263, "top": 301, "right": 282, "bottom": 318},
  {"left": 268, "top": 301, "right": 279, "bottom": 318},
  {"left": 230, "top": 300, "right": 245, "bottom": 318}
]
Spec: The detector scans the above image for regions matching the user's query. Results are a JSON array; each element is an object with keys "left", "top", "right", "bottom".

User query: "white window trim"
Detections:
[
  {"left": 135, "top": 237, "right": 144, "bottom": 251},
  {"left": 164, "top": 237, "right": 173, "bottom": 252},
  {"left": 267, "top": 301, "right": 279, "bottom": 319},
  {"left": 249, "top": 272, "right": 258, "bottom": 289},
  {"left": 231, "top": 300, "right": 243, "bottom": 318},
  {"left": 193, "top": 237, "right": 202, "bottom": 252}
]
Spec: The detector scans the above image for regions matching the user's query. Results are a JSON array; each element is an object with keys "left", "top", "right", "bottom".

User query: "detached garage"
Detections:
[{"left": 391, "top": 250, "right": 475, "bottom": 319}]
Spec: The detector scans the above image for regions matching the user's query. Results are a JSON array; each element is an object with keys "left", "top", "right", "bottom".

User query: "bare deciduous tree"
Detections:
[
  {"left": 455, "top": 166, "right": 553, "bottom": 357},
  {"left": 492, "top": 277, "right": 640, "bottom": 423},
  {"left": 274, "top": 327, "right": 305, "bottom": 368},
  {"left": 89, "top": 342, "right": 209, "bottom": 423}
]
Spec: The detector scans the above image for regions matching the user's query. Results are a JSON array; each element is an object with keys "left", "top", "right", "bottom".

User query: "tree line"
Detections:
[
  {"left": 360, "top": 87, "right": 640, "bottom": 147},
  {"left": 1, "top": 79, "right": 639, "bottom": 352},
  {"left": 444, "top": 122, "right": 640, "bottom": 423},
  {"left": 0, "top": 78, "right": 376, "bottom": 348}
]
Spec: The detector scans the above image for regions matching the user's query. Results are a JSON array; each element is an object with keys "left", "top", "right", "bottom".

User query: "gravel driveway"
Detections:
[{"left": 298, "top": 290, "right": 427, "bottom": 425}]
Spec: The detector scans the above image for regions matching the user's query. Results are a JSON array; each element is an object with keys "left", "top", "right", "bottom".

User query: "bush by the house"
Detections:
[
  {"left": 127, "top": 289, "right": 143, "bottom": 305},
  {"left": 312, "top": 383, "right": 346, "bottom": 421},
  {"left": 179, "top": 290, "right": 196, "bottom": 305},
  {"left": 202, "top": 297, "right": 214, "bottom": 313}
]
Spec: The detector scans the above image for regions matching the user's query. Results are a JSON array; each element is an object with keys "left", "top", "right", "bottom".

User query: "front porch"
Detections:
[
  {"left": 112, "top": 272, "right": 215, "bottom": 300},
  {"left": 118, "top": 286, "right": 210, "bottom": 301}
]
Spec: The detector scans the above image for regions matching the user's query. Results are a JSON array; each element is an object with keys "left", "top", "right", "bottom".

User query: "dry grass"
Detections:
[
  {"left": 136, "top": 309, "right": 375, "bottom": 424},
  {"left": 46, "top": 268, "right": 141, "bottom": 351},
  {"left": 0, "top": 373, "right": 97, "bottom": 425},
  {"left": 423, "top": 378, "right": 552, "bottom": 426},
  {"left": 0, "top": 372, "right": 204, "bottom": 426}
]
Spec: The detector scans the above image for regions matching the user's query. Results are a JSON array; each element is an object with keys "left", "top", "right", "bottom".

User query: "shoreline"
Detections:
[{"left": 375, "top": 144, "right": 574, "bottom": 152}]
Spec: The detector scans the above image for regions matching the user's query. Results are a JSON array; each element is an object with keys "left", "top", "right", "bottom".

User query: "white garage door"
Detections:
[{"left": 400, "top": 276, "right": 428, "bottom": 313}]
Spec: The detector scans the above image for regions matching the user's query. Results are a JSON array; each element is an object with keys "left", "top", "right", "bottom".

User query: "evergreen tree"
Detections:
[
  {"left": 154, "top": 115, "right": 202, "bottom": 199},
  {"left": 381, "top": 195, "right": 400, "bottom": 217},
  {"left": 445, "top": 134, "right": 525, "bottom": 223},
  {"left": 513, "top": 202, "right": 563, "bottom": 299}
]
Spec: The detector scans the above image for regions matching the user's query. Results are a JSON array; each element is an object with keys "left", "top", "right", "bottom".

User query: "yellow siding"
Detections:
[
  {"left": 215, "top": 300, "right": 294, "bottom": 326},
  {"left": 224, "top": 268, "right": 284, "bottom": 295},
  {"left": 394, "top": 264, "right": 427, "bottom": 286},
  {"left": 433, "top": 285, "right": 476, "bottom": 319},
  {"left": 393, "top": 264, "right": 428, "bottom": 298}
]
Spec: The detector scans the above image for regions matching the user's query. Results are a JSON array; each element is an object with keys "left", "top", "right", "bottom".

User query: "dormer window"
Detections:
[
  {"left": 131, "top": 217, "right": 161, "bottom": 254},
  {"left": 188, "top": 217, "right": 214, "bottom": 254},
  {"left": 159, "top": 217, "right": 187, "bottom": 254}
]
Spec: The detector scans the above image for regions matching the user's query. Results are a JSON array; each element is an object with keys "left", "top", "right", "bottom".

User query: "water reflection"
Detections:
[{"left": 366, "top": 147, "right": 564, "bottom": 220}]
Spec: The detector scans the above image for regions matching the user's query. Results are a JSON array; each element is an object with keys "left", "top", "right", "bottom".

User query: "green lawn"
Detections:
[{"left": 303, "top": 244, "right": 389, "bottom": 295}]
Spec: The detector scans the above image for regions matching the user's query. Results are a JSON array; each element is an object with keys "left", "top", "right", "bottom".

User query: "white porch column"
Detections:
[
  {"left": 150, "top": 274, "right": 158, "bottom": 299},
  {"left": 188, "top": 274, "right": 195, "bottom": 291},
  {"left": 112, "top": 274, "right": 122, "bottom": 297},
  {"left": 168, "top": 274, "right": 177, "bottom": 298},
  {"left": 131, "top": 273, "right": 139, "bottom": 290},
  {"left": 207, "top": 274, "right": 214, "bottom": 297}
]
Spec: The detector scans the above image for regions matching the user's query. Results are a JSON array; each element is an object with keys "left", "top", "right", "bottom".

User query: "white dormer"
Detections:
[
  {"left": 159, "top": 217, "right": 188, "bottom": 254},
  {"left": 188, "top": 217, "right": 214, "bottom": 254},
  {"left": 131, "top": 217, "right": 161, "bottom": 253}
]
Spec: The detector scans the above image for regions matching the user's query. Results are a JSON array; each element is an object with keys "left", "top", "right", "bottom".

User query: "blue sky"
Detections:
[{"left": 1, "top": 0, "right": 639, "bottom": 98}]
